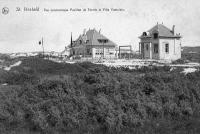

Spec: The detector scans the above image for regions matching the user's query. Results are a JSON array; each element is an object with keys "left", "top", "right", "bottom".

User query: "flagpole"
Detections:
[
  {"left": 42, "top": 37, "right": 44, "bottom": 58},
  {"left": 71, "top": 32, "right": 72, "bottom": 47}
]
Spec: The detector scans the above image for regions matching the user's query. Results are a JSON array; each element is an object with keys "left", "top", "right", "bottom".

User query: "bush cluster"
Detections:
[{"left": 1, "top": 59, "right": 200, "bottom": 133}]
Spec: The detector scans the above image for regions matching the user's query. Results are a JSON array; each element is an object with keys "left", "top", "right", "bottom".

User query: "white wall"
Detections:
[
  {"left": 92, "top": 47, "right": 116, "bottom": 59},
  {"left": 141, "top": 38, "right": 181, "bottom": 61},
  {"left": 159, "top": 38, "right": 181, "bottom": 61}
]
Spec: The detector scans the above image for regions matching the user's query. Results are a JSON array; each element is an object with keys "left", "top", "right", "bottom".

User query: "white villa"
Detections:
[{"left": 139, "top": 23, "right": 182, "bottom": 61}]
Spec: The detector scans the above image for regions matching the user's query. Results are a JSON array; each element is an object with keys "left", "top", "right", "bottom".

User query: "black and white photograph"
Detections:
[{"left": 0, "top": 0, "right": 200, "bottom": 133}]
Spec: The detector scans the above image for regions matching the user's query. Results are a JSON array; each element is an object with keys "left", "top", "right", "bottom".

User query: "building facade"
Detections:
[
  {"left": 139, "top": 23, "right": 182, "bottom": 61},
  {"left": 69, "top": 29, "right": 117, "bottom": 59}
]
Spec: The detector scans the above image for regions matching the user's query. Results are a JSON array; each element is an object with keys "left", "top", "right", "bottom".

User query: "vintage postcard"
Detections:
[{"left": 0, "top": 0, "right": 200, "bottom": 133}]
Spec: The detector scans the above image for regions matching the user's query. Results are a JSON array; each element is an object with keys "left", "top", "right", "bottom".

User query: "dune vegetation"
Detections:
[{"left": 0, "top": 57, "right": 200, "bottom": 134}]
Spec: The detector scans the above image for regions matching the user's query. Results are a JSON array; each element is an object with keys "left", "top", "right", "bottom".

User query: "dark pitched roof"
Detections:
[
  {"left": 71, "top": 29, "right": 117, "bottom": 47},
  {"left": 148, "top": 24, "right": 173, "bottom": 37},
  {"left": 139, "top": 24, "right": 181, "bottom": 38}
]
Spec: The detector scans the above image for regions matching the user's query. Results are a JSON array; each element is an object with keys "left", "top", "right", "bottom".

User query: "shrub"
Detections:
[{"left": 1, "top": 58, "right": 200, "bottom": 133}]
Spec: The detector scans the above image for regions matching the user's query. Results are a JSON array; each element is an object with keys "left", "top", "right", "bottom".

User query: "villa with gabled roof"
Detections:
[
  {"left": 139, "top": 23, "right": 182, "bottom": 61},
  {"left": 69, "top": 28, "right": 117, "bottom": 59}
]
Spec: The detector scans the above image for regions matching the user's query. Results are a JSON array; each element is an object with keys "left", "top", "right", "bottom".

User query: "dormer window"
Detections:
[
  {"left": 98, "top": 39, "right": 108, "bottom": 43},
  {"left": 143, "top": 32, "right": 147, "bottom": 36},
  {"left": 153, "top": 33, "right": 158, "bottom": 39}
]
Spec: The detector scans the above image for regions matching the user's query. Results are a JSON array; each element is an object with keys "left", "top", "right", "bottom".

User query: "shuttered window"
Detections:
[{"left": 165, "top": 44, "right": 169, "bottom": 53}]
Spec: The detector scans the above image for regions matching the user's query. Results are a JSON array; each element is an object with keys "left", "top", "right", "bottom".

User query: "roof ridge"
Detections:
[
  {"left": 73, "top": 28, "right": 117, "bottom": 47},
  {"left": 95, "top": 29, "right": 117, "bottom": 46},
  {"left": 160, "top": 24, "right": 172, "bottom": 32},
  {"left": 157, "top": 24, "right": 159, "bottom": 32},
  {"left": 145, "top": 23, "right": 179, "bottom": 38}
]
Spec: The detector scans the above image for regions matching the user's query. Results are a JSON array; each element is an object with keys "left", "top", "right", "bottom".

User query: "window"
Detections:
[
  {"left": 165, "top": 44, "right": 169, "bottom": 53},
  {"left": 153, "top": 33, "right": 158, "bottom": 39},
  {"left": 95, "top": 48, "right": 103, "bottom": 55},
  {"left": 87, "top": 49, "right": 90, "bottom": 54},
  {"left": 97, "top": 39, "right": 108, "bottom": 43},
  {"left": 146, "top": 44, "right": 149, "bottom": 50},
  {"left": 143, "top": 32, "right": 147, "bottom": 36},
  {"left": 154, "top": 44, "right": 158, "bottom": 53}
]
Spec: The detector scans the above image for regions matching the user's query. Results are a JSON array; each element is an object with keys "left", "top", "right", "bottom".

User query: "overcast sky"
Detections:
[{"left": 0, "top": 0, "right": 200, "bottom": 53}]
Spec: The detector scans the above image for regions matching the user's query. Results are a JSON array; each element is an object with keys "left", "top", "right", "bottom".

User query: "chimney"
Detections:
[
  {"left": 172, "top": 25, "right": 175, "bottom": 35},
  {"left": 83, "top": 29, "right": 86, "bottom": 35}
]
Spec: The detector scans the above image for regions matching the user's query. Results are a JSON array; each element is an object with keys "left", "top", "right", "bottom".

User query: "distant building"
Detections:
[
  {"left": 10, "top": 52, "right": 28, "bottom": 58},
  {"left": 69, "top": 28, "right": 117, "bottom": 59},
  {"left": 49, "top": 51, "right": 60, "bottom": 57},
  {"left": 60, "top": 47, "right": 70, "bottom": 57},
  {"left": 139, "top": 23, "right": 182, "bottom": 61},
  {"left": 27, "top": 52, "right": 39, "bottom": 57}
]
